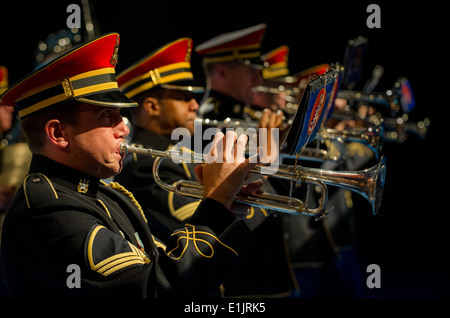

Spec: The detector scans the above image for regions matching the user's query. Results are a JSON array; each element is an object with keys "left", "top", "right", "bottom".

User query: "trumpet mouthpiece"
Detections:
[{"left": 120, "top": 143, "right": 128, "bottom": 153}]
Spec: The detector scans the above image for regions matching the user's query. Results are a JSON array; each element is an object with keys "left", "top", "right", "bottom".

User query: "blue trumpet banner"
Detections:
[
  {"left": 282, "top": 70, "right": 337, "bottom": 155},
  {"left": 400, "top": 78, "right": 415, "bottom": 113}
]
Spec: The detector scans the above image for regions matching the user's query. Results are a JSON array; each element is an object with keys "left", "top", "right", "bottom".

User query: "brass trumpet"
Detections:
[
  {"left": 195, "top": 117, "right": 382, "bottom": 161},
  {"left": 120, "top": 143, "right": 386, "bottom": 218},
  {"left": 319, "top": 124, "right": 383, "bottom": 160}
]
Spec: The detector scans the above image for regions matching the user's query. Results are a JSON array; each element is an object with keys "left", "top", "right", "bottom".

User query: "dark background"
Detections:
[{"left": 1, "top": 0, "right": 449, "bottom": 297}]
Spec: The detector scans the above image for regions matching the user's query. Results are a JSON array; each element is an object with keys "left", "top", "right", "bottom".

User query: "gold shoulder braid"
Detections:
[
  {"left": 102, "top": 181, "right": 167, "bottom": 252},
  {"left": 105, "top": 181, "right": 148, "bottom": 223}
]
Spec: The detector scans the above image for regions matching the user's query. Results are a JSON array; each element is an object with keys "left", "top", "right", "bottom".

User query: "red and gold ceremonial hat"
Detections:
[
  {"left": 1, "top": 33, "right": 137, "bottom": 119},
  {"left": 195, "top": 23, "right": 266, "bottom": 66},
  {"left": 117, "top": 38, "right": 203, "bottom": 99},
  {"left": 0, "top": 66, "right": 8, "bottom": 95},
  {"left": 295, "top": 63, "right": 331, "bottom": 80},
  {"left": 261, "top": 45, "right": 289, "bottom": 79}
]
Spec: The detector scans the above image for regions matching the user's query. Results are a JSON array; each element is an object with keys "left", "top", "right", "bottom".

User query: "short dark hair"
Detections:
[{"left": 20, "top": 100, "right": 81, "bottom": 153}]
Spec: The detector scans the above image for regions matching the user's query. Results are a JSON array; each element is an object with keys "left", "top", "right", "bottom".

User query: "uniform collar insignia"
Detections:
[{"left": 77, "top": 179, "right": 90, "bottom": 194}]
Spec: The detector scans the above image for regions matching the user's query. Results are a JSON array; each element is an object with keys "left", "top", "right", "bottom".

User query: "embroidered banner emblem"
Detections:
[{"left": 307, "top": 88, "right": 326, "bottom": 134}]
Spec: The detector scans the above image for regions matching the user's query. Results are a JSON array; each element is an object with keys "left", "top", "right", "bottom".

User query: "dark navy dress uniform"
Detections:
[
  {"left": 0, "top": 154, "right": 251, "bottom": 297},
  {"left": 0, "top": 33, "right": 252, "bottom": 298}
]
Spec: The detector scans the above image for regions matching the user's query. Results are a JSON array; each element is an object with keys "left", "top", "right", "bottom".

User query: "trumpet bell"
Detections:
[
  {"left": 367, "top": 155, "right": 386, "bottom": 214},
  {"left": 347, "top": 155, "right": 386, "bottom": 215},
  {"left": 298, "top": 155, "right": 386, "bottom": 215}
]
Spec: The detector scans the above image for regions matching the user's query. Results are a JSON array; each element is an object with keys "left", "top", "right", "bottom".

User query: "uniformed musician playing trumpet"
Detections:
[{"left": 0, "top": 33, "right": 264, "bottom": 298}]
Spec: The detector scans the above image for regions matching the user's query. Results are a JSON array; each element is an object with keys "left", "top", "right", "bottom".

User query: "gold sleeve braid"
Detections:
[{"left": 167, "top": 224, "right": 238, "bottom": 259}]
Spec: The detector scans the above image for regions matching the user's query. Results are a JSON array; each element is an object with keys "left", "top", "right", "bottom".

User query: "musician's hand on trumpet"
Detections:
[
  {"left": 258, "top": 108, "right": 283, "bottom": 164},
  {"left": 259, "top": 108, "right": 283, "bottom": 130},
  {"left": 194, "top": 130, "right": 264, "bottom": 215},
  {"left": 332, "top": 118, "right": 356, "bottom": 132},
  {"left": 357, "top": 104, "right": 376, "bottom": 119}
]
